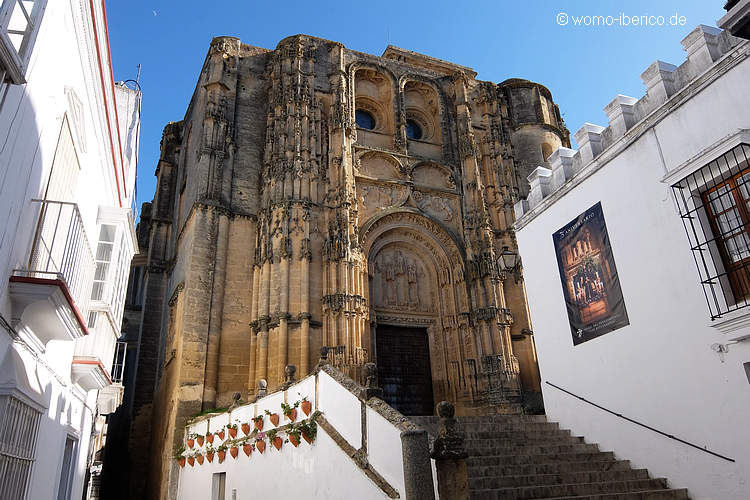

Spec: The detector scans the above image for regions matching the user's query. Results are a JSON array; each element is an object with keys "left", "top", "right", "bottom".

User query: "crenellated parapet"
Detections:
[{"left": 515, "top": 25, "right": 747, "bottom": 222}]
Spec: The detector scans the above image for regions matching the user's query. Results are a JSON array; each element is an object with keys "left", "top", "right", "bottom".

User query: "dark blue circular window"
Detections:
[
  {"left": 355, "top": 110, "right": 376, "bottom": 130},
  {"left": 406, "top": 119, "right": 423, "bottom": 140}
]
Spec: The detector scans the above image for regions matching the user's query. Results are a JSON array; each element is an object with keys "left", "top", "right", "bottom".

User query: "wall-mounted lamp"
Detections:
[{"left": 497, "top": 246, "right": 522, "bottom": 282}]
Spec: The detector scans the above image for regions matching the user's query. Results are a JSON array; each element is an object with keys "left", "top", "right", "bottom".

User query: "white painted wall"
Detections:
[
  {"left": 178, "top": 423, "right": 391, "bottom": 500},
  {"left": 366, "top": 405, "right": 405, "bottom": 496},
  {"left": 179, "top": 371, "right": 411, "bottom": 500},
  {"left": 516, "top": 37, "right": 750, "bottom": 500},
  {"left": 317, "top": 369, "right": 362, "bottom": 449},
  {"left": 0, "top": 1, "right": 139, "bottom": 499}
]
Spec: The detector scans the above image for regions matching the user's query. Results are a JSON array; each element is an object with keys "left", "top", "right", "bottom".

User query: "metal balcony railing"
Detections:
[{"left": 13, "top": 199, "right": 95, "bottom": 318}]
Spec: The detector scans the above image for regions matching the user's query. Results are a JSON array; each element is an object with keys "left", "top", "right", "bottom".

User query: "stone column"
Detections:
[{"left": 430, "top": 401, "right": 469, "bottom": 500}]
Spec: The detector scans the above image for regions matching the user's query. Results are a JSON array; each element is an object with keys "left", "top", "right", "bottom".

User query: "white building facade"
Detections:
[
  {"left": 0, "top": 0, "right": 140, "bottom": 499},
  {"left": 514, "top": 23, "right": 750, "bottom": 500}
]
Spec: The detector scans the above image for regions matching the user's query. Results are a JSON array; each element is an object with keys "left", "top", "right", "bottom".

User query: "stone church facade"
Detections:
[{"left": 129, "top": 35, "right": 569, "bottom": 498}]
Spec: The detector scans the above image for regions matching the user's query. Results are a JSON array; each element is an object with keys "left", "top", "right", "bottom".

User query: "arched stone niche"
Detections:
[
  {"left": 411, "top": 161, "right": 455, "bottom": 190},
  {"left": 400, "top": 76, "right": 446, "bottom": 161},
  {"left": 353, "top": 66, "right": 397, "bottom": 149},
  {"left": 355, "top": 151, "right": 404, "bottom": 181}
]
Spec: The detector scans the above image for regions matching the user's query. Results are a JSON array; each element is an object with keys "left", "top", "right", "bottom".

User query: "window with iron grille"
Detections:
[
  {"left": 0, "top": 0, "right": 47, "bottom": 85},
  {"left": 672, "top": 142, "right": 750, "bottom": 320},
  {"left": 0, "top": 394, "right": 41, "bottom": 499}
]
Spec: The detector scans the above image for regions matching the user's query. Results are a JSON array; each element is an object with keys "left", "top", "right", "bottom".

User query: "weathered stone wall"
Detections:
[{"left": 129, "top": 34, "right": 568, "bottom": 499}]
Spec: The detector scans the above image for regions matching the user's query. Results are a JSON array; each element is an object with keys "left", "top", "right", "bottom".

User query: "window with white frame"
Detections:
[
  {"left": 672, "top": 142, "right": 750, "bottom": 320},
  {"left": 0, "top": 0, "right": 48, "bottom": 85},
  {"left": 0, "top": 394, "right": 41, "bottom": 499},
  {"left": 90, "top": 224, "right": 131, "bottom": 328},
  {"left": 110, "top": 232, "right": 129, "bottom": 325},
  {"left": 91, "top": 224, "right": 117, "bottom": 303}
]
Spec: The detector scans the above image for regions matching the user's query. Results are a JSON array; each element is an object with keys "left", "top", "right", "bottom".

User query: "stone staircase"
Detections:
[{"left": 410, "top": 415, "right": 689, "bottom": 500}]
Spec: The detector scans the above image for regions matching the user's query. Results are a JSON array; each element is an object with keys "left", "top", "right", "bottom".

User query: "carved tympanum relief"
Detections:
[
  {"left": 371, "top": 247, "right": 431, "bottom": 313},
  {"left": 356, "top": 154, "right": 402, "bottom": 180},
  {"left": 412, "top": 191, "right": 454, "bottom": 222},
  {"left": 412, "top": 163, "right": 455, "bottom": 189},
  {"left": 356, "top": 181, "right": 409, "bottom": 221}
]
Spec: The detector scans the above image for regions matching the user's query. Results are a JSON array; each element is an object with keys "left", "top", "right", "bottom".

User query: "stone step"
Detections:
[
  {"left": 544, "top": 489, "right": 690, "bottom": 500},
  {"left": 462, "top": 429, "right": 575, "bottom": 441},
  {"left": 465, "top": 441, "right": 598, "bottom": 456},
  {"left": 460, "top": 422, "right": 562, "bottom": 433},
  {"left": 469, "top": 478, "right": 670, "bottom": 500},
  {"left": 468, "top": 468, "right": 650, "bottom": 489},
  {"left": 467, "top": 451, "right": 616, "bottom": 466},
  {"left": 456, "top": 415, "right": 550, "bottom": 423},
  {"left": 410, "top": 415, "right": 551, "bottom": 435},
  {"left": 417, "top": 413, "right": 686, "bottom": 499},
  {"left": 465, "top": 435, "right": 586, "bottom": 447},
  {"left": 467, "top": 460, "right": 634, "bottom": 478}
]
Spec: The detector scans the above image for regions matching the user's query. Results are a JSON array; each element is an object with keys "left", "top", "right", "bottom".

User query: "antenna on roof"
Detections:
[{"left": 136, "top": 64, "right": 141, "bottom": 85}]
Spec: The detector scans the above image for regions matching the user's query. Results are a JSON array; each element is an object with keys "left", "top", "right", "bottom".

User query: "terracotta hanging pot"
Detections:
[
  {"left": 289, "top": 434, "right": 300, "bottom": 447},
  {"left": 287, "top": 409, "right": 297, "bottom": 422},
  {"left": 243, "top": 443, "right": 253, "bottom": 456},
  {"left": 241, "top": 423, "right": 251, "bottom": 436},
  {"left": 301, "top": 400, "right": 312, "bottom": 416},
  {"left": 269, "top": 413, "right": 280, "bottom": 427},
  {"left": 206, "top": 434, "right": 214, "bottom": 444},
  {"left": 256, "top": 440, "right": 266, "bottom": 454},
  {"left": 196, "top": 436, "right": 204, "bottom": 447},
  {"left": 207, "top": 451, "right": 214, "bottom": 463},
  {"left": 217, "top": 430, "right": 225, "bottom": 440},
  {"left": 187, "top": 438, "right": 194, "bottom": 449},
  {"left": 254, "top": 419, "right": 264, "bottom": 431},
  {"left": 218, "top": 450, "right": 226, "bottom": 463},
  {"left": 178, "top": 457, "right": 186, "bottom": 468},
  {"left": 187, "top": 456, "right": 195, "bottom": 467},
  {"left": 302, "top": 431, "right": 312, "bottom": 444},
  {"left": 272, "top": 436, "right": 283, "bottom": 451},
  {"left": 196, "top": 454, "right": 204, "bottom": 465},
  {"left": 229, "top": 446, "right": 239, "bottom": 459},
  {"left": 228, "top": 427, "right": 237, "bottom": 439}
]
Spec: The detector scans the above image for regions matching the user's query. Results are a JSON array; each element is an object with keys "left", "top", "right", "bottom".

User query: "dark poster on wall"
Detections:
[{"left": 553, "top": 202, "right": 629, "bottom": 345}]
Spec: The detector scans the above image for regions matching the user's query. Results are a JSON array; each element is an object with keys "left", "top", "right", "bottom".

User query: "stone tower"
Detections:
[{"left": 129, "top": 35, "right": 569, "bottom": 499}]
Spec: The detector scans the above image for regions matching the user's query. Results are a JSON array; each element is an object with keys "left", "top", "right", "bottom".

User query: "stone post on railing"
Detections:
[
  {"left": 362, "top": 362, "right": 383, "bottom": 400},
  {"left": 316, "top": 346, "right": 329, "bottom": 369},
  {"left": 255, "top": 379, "right": 267, "bottom": 400},
  {"left": 430, "top": 401, "right": 469, "bottom": 500},
  {"left": 280, "top": 364, "right": 296, "bottom": 391},
  {"left": 400, "top": 427, "right": 435, "bottom": 500}
]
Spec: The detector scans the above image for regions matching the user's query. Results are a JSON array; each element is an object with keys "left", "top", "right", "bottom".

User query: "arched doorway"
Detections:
[{"left": 362, "top": 211, "right": 470, "bottom": 416}]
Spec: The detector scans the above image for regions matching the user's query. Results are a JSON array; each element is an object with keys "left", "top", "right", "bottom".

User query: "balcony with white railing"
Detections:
[
  {"left": 9, "top": 199, "right": 95, "bottom": 348},
  {"left": 93, "top": 340, "right": 127, "bottom": 413}
]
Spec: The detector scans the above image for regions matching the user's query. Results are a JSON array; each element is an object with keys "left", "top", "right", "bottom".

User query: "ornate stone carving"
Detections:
[
  {"left": 412, "top": 190, "right": 454, "bottom": 222},
  {"left": 299, "top": 237, "right": 312, "bottom": 261},
  {"left": 372, "top": 247, "right": 428, "bottom": 312},
  {"left": 356, "top": 182, "right": 409, "bottom": 222},
  {"left": 412, "top": 163, "right": 455, "bottom": 190},
  {"left": 356, "top": 153, "right": 403, "bottom": 180}
]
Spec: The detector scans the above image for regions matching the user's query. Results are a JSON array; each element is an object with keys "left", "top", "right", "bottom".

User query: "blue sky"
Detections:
[{"left": 106, "top": 1, "right": 723, "bottom": 213}]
